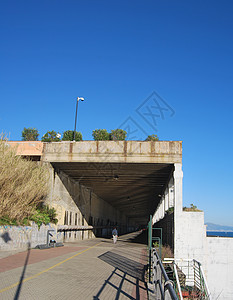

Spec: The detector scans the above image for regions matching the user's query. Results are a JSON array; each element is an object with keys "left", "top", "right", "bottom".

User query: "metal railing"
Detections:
[
  {"left": 164, "top": 258, "right": 211, "bottom": 300},
  {"left": 152, "top": 248, "right": 178, "bottom": 300},
  {"left": 193, "top": 259, "right": 211, "bottom": 299}
]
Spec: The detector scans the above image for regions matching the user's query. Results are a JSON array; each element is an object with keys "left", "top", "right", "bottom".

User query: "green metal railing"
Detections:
[
  {"left": 163, "top": 258, "right": 212, "bottom": 300},
  {"left": 148, "top": 215, "right": 163, "bottom": 281},
  {"left": 152, "top": 248, "right": 178, "bottom": 300}
]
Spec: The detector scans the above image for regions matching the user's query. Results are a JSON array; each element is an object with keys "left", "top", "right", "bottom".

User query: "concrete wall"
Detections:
[
  {"left": 47, "top": 165, "right": 129, "bottom": 241},
  {"left": 174, "top": 211, "right": 207, "bottom": 262},
  {"left": 0, "top": 224, "right": 63, "bottom": 250},
  {"left": 172, "top": 209, "right": 233, "bottom": 299},
  {"left": 7, "top": 141, "right": 43, "bottom": 156},
  {"left": 205, "top": 237, "right": 233, "bottom": 300},
  {"left": 152, "top": 162, "right": 233, "bottom": 299}
]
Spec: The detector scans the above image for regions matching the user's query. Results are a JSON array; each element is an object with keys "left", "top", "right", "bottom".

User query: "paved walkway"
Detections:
[{"left": 0, "top": 231, "right": 148, "bottom": 300}]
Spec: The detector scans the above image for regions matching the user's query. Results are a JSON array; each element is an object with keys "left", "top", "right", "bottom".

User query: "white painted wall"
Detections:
[
  {"left": 205, "top": 237, "right": 233, "bottom": 300},
  {"left": 174, "top": 211, "right": 206, "bottom": 263},
  {"left": 152, "top": 162, "right": 233, "bottom": 299},
  {"left": 174, "top": 210, "right": 233, "bottom": 299}
]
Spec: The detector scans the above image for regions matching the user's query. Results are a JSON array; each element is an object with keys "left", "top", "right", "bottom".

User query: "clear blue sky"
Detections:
[{"left": 1, "top": 1, "right": 233, "bottom": 226}]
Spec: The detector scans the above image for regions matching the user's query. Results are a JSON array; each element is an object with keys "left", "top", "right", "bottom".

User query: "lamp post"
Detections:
[{"left": 73, "top": 97, "right": 84, "bottom": 141}]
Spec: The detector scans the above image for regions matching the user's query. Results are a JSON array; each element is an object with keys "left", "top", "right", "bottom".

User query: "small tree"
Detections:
[
  {"left": 92, "top": 129, "right": 110, "bottom": 141},
  {"left": 22, "top": 127, "right": 39, "bottom": 141},
  {"left": 62, "top": 130, "right": 82, "bottom": 141},
  {"left": 145, "top": 134, "right": 159, "bottom": 141},
  {"left": 110, "top": 129, "right": 127, "bottom": 141},
  {"left": 41, "top": 131, "right": 61, "bottom": 142}
]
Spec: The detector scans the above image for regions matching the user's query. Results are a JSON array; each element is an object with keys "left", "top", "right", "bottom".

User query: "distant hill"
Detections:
[{"left": 205, "top": 222, "right": 233, "bottom": 231}]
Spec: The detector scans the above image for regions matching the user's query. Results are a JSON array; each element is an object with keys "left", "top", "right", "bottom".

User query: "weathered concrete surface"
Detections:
[
  {"left": 47, "top": 167, "right": 129, "bottom": 242},
  {"left": 41, "top": 141, "right": 182, "bottom": 164},
  {"left": 7, "top": 141, "right": 182, "bottom": 164},
  {"left": 0, "top": 224, "right": 63, "bottom": 251},
  {"left": 174, "top": 211, "right": 206, "bottom": 262},
  {"left": 6, "top": 141, "right": 43, "bottom": 156},
  {"left": 205, "top": 237, "right": 233, "bottom": 300}
]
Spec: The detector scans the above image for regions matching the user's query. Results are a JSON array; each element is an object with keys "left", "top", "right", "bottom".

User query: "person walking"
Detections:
[{"left": 112, "top": 227, "right": 118, "bottom": 244}]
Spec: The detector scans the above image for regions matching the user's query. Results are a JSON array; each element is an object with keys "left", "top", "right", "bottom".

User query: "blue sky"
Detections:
[{"left": 1, "top": 1, "right": 233, "bottom": 226}]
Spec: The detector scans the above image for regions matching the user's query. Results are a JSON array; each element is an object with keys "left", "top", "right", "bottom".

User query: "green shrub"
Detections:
[
  {"left": 183, "top": 203, "right": 202, "bottom": 212},
  {"left": 22, "top": 127, "right": 39, "bottom": 141},
  {"left": 145, "top": 134, "right": 159, "bottom": 141},
  {"left": 110, "top": 129, "right": 127, "bottom": 141},
  {"left": 30, "top": 205, "right": 58, "bottom": 227},
  {"left": 30, "top": 210, "right": 51, "bottom": 228},
  {"left": 0, "top": 205, "right": 58, "bottom": 228},
  {"left": 62, "top": 130, "right": 82, "bottom": 141},
  {"left": 0, "top": 216, "right": 18, "bottom": 226},
  {"left": 41, "top": 130, "right": 61, "bottom": 142},
  {"left": 92, "top": 129, "right": 110, "bottom": 141}
]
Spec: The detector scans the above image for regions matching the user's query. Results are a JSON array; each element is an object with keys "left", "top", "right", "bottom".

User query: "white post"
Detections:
[
  {"left": 168, "top": 177, "right": 174, "bottom": 208},
  {"left": 174, "top": 163, "right": 183, "bottom": 214},
  {"left": 174, "top": 163, "right": 183, "bottom": 258},
  {"left": 165, "top": 187, "right": 169, "bottom": 212},
  {"left": 161, "top": 197, "right": 165, "bottom": 218}
]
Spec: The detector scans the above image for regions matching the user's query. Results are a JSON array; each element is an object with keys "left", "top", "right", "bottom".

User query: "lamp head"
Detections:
[{"left": 77, "top": 97, "right": 84, "bottom": 101}]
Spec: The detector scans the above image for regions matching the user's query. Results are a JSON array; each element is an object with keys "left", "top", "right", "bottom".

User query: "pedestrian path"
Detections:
[{"left": 0, "top": 231, "right": 148, "bottom": 300}]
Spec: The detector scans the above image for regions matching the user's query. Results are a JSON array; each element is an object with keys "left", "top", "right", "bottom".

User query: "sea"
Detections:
[{"left": 207, "top": 231, "right": 233, "bottom": 237}]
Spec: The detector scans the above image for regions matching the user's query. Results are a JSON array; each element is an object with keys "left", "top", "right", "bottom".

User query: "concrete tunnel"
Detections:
[
  {"left": 40, "top": 140, "right": 182, "bottom": 249},
  {"left": 9, "top": 140, "right": 230, "bottom": 299},
  {"left": 7, "top": 141, "right": 232, "bottom": 300}
]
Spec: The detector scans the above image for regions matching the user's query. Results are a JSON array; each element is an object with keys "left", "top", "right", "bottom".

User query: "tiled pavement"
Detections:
[{"left": 0, "top": 231, "right": 148, "bottom": 300}]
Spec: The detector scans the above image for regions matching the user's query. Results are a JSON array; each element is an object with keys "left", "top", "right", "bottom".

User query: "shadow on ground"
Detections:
[
  {"left": 122, "top": 230, "right": 148, "bottom": 245},
  {"left": 94, "top": 231, "right": 148, "bottom": 300},
  {"left": 102, "top": 230, "right": 148, "bottom": 245}
]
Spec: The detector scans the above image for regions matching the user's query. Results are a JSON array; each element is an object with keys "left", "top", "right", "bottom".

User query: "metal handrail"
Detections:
[
  {"left": 163, "top": 258, "right": 211, "bottom": 300},
  {"left": 152, "top": 248, "right": 178, "bottom": 300},
  {"left": 193, "top": 259, "right": 211, "bottom": 299},
  {"left": 173, "top": 263, "right": 183, "bottom": 300}
]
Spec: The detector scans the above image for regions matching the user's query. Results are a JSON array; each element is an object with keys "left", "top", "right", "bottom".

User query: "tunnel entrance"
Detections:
[
  {"left": 41, "top": 141, "right": 181, "bottom": 242},
  {"left": 52, "top": 162, "right": 174, "bottom": 228}
]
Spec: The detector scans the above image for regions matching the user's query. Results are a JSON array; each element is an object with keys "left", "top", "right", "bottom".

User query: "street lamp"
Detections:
[{"left": 73, "top": 97, "right": 84, "bottom": 141}]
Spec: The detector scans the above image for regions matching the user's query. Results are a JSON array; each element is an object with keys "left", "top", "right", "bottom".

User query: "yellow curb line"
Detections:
[{"left": 0, "top": 242, "right": 102, "bottom": 294}]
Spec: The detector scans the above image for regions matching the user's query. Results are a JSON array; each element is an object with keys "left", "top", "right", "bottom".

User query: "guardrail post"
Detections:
[{"left": 152, "top": 249, "right": 178, "bottom": 300}]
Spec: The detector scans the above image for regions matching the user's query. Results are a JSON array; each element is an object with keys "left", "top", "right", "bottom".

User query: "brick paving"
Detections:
[{"left": 0, "top": 231, "right": 148, "bottom": 300}]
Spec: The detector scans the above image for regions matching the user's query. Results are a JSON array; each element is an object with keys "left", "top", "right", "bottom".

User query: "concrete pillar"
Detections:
[
  {"left": 165, "top": 187, "right": 169, "bottom": 212},
  {"left": 159, "top": 203, "right": 162, "bottom": 220},
  {"left": 161, "top": 196, "right": 165, "bottom": 218},
  {"left": 174, "top": 163, "right": 183, "bottom": 258},
  {"left": 174, "top": 163, "right": 183, "bottom": 214},
  {"left": 168, "top": 177, "right": 174, "bottom": 208}
]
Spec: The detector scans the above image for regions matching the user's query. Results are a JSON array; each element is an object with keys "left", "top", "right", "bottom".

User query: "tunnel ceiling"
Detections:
[{"left": 52, "top": 162, "right": 174, "bottom": 225}]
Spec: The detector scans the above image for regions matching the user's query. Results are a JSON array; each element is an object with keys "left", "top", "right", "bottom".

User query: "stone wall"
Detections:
[{"left": 0, "top": 224, "right": 63, "bottom": 251}]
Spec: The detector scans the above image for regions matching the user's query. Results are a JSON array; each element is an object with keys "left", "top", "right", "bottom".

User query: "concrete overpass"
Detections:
[
  {"left": 6, "top": 140, "right": 233, "bottom": 299},
  {"left": 7, "top": 140, "right": 183, "bottom": 235},
  {"left": 42, "top": 141, "right": 182, "bottom": 227}
]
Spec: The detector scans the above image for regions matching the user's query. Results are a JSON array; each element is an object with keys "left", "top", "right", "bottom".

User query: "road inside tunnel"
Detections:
[{"left": 52, "top": 162, "right": 174, "bottom": 226}]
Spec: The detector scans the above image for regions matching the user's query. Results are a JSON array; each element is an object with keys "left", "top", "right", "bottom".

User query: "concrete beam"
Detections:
[
  {"left": 6, "top": 141, "right": 43, "bottom": 156},
  {"left": 42, "top": 141, "right": 182, "bottom": 164}
]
